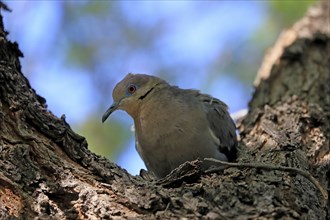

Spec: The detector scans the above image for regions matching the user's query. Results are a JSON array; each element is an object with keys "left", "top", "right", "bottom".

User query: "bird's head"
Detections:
[{"left": 102, "top": 73, "right": 167, "bottom": 122}]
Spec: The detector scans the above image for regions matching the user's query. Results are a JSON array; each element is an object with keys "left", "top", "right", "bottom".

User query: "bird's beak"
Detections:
[{"left": 102, "top": 101, "right": 119, "bottom": 123}]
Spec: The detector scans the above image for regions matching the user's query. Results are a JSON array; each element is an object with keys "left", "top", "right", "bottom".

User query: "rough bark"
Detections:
[{"left": 0, "top": 1, "right": 329, "bottom": 219}]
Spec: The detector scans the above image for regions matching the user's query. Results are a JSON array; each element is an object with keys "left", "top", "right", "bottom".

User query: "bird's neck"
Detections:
[
  {"left": 138, "top": 82, "right": 168, "bottom": 103},
  {"left": 131, "top": 83, "right": 169, "bottom": 120}
]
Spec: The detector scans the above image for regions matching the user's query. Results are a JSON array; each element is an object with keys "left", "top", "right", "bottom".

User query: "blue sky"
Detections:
[{"left": 4, "top": 1, "right": 267, "bottom": 175}]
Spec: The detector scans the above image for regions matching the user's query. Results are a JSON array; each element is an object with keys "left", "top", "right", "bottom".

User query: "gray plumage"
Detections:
[{"left": 102, "top": 73, "right": 237, "bottom": 178}]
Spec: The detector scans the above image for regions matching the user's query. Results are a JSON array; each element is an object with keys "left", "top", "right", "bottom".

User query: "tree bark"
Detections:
[{"left": 1, "top": 1, "right": 329, "bottom": 219}]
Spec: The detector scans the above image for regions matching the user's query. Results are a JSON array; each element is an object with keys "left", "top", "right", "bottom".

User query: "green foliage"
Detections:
[
  {"left": 268, "top": 0, "right": 316, "bottom": 25},
  {"left": 68, "top": 43, "right": 95, "bottom": 66},
  {"left": 76, "top": 115, "right": 131, "bottom": 161},
  {"left": 82, "top": 2, "right": 111, "bottom": 15}
]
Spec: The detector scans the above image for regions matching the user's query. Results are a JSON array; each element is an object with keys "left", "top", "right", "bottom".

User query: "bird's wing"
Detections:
[{"left": 196, "top": 92, "right": 238, "bottom": 161}]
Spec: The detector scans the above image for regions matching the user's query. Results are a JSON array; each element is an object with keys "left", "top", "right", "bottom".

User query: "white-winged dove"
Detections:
[{"left": 102, "top": 73, "right": 237, "bottom": 178}]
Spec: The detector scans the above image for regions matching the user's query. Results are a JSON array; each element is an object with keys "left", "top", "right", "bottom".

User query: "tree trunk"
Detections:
[{"left": 1, "top": 1, "right": 329, "bottom": 219}]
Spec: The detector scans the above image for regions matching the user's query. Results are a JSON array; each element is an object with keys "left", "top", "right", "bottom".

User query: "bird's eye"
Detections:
[{"left": 127, "top": 85, "right": 136, "bottom": 94}]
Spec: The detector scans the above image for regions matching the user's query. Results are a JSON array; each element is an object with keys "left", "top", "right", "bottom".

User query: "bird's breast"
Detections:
[{"left": 134, "top": 108, "right": 173, "bottom": 147}]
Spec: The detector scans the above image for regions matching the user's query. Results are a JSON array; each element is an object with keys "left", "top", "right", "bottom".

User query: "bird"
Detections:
[{"left": 102, "top": 73, "right": 237, "bottom": 178}]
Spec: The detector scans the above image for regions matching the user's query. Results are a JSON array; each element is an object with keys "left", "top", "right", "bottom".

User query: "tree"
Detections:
[{"left": 0, "top": 1, "right": 329, "bottom": 219}]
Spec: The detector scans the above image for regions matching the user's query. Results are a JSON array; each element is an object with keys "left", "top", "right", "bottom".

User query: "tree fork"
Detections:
[{"left": 1, "top": 1, "right": 329, "bottom": 219}]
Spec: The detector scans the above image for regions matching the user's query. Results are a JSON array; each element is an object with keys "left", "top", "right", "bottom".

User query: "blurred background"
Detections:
[{"left": 3, "top": 1, "right": 315, "bottom": 175}]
